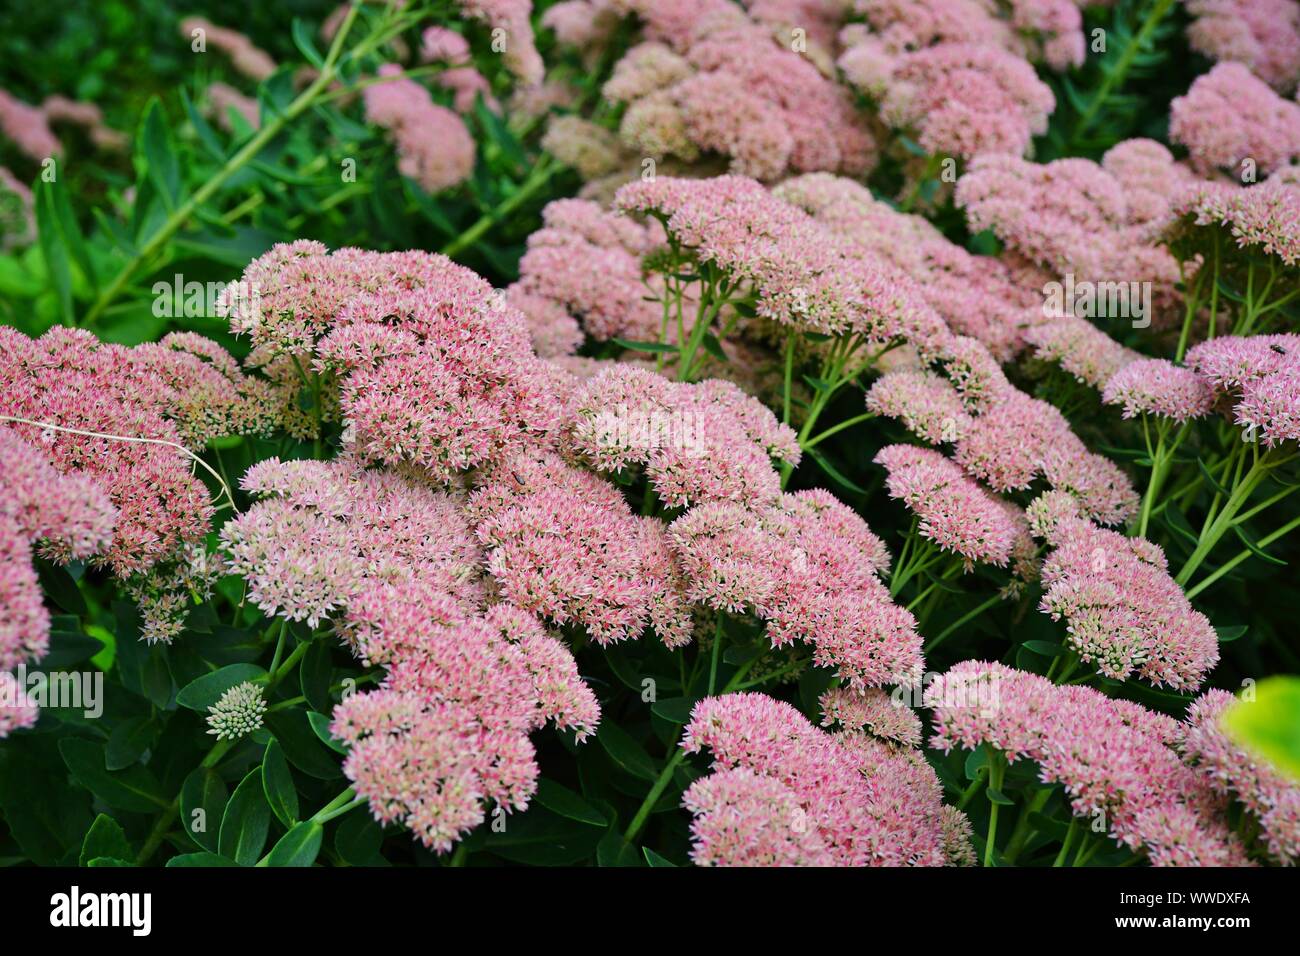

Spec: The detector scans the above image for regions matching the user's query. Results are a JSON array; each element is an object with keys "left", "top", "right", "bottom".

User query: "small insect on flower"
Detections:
[{"left": 206, "top": 681, "right": 268, "bottom": 741}]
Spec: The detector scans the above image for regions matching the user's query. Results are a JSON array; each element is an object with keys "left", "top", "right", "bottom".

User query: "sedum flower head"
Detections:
[{"left": 206, "top": 681, "right": 267, "bottom": 740}]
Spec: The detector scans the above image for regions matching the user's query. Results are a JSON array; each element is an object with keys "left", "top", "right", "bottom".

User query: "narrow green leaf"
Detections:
[
  {"left": 262, "top": 740, "right": 299, "bottom": 828},
  {"left": 642, "top": 847, "right": 677, "bottom": 867},
  {"left": 59, "top": 738, "right": 167, "bottom": 813},
  {"left": 535, "top": 778, "right": 606, "bottom": 827},
  {"left": 597, "top": 723, "right": 658, "bottom": 781},
  {"left": 180, "top": 767, "right": 228, "bottom": 853},
  {"left": 166, "top": 852, "right": 239, "bottom": 867},
  {"left": 265, "top": 821, "right": 322, "bottom": 867},
  {"left": 612, "top": 338, "right": 678, "bottom": 354},
  {"left": 219, "top": 768, "right": 271, "bottom": 866},
  {"left": 804, "top": 447, "right": 868, "bottom": 495}
]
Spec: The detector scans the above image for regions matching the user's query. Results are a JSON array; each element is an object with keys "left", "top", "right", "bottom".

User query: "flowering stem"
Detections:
[
  {"left": 1052, "top": 818, "right": 1079, "bottom": 867},
  {"left": 924, "top": 593, "right": 1003, "bottom": 654},
  {"left": 983, "top": 751, "right": 1006, "bottom": 867},
  {"left": 1066, "top": 0, "right": 1177, "bottom": 146},
  {"left": 1176, "top": 447, "right": 1293, "bottom": 585},
  {"left": 1185, "top": 510, "right": 1300, "bottom": 599},
  {"left": 623, "top": 656, "right": 759, "bottom": 845},
  {"left": 802, "top": 411, "right": 877, "bottom": 451},
  {"left": 440, "top": 155, "right": 559, "bottom": 259},
  {"left": 1136, "top": 417, "right": 1189, "bottom": 537},
  {"left": 81, "top": 2, "right": 367, "bottom": 328},
  {"left": 1002, "top": 787, "right": 1053, "bottom": 865},
  {"left": 781, "top": 331, "right": 796, "bottom": 426}
]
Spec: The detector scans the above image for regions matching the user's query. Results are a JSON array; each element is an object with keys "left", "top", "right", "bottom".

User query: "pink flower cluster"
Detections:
[
  {"left": 680, "top": 691, "right": 971, "bottom": 865},
  {"left": 928, "top": 661, "right": 1249, "bottom": 866},
  {"left": 1170, "top": 63, "right": 1300, "bottom": 176},
  {"left": 1102, "top": 358, "right": 1216, "bottom": 423},
  {"left": 225, "top": 456, "right": 599, "bottom": 852},
  {"left": 1185, "top": 0, "right": 1300, "bottom": 93},
  {"left": 565, "top": 364, "right": 800, "bottom": 508},
  {"left": 1034, "top": 508, "right": 1219, "bottom": 689},
  {"left": 468, "top": 449, "right": 693, "bottom": 647},
  {"left": 955, "top": 146, "right": 1187, "bottom": 289},
  {"left": 670, "top": 490, "right": 923, "bottom": 689},
  {"left": 1181, "top": 690, "right": 1300, "bottom": 865},
  {"left": 225, "top": 243, "right": 568, "bottom": 481},
  {"left": 0, "top": 428, "right": 116, "bottom": 672},
  {"left": 0, "top": 89, "right": 61, "bottom": 161},
  {"left": 866, "top": 335, "right": 1139, "bottom": 527},
  {"left": 848, "top": 0, "right": 1085, "bottom": 72},
  {"left": 512, "top": 198, "right": 662, "bottom": 349},
  {"left": 615, "top": 175, "right": 948, "bottom": 350},
  {"left": 363, "top": 65, "right": 476, "bottom": 193},
  {"left": 875, "top": 444, "right": 1027, "bottom": 569},
  {"left": 777, "top": 173, "right": 1042, "bottom": 360},
  {"left": 601, "top": 0, "right": 875, "bottom": 181},
  {"left": 180, "top": 17, "right": 277, "bottom": 81},
  {"left": 1173, "top": 178, "right": 1300, "bottom": 268},
  {"left": 841, "top": 40, "right": 1054, "bottom": 161},
  {"left": 0, "top": 328, "right": 275, "bottom": 579},
  {"left": 1187, "top": 333, "right": 1300, "bottom": 446}
]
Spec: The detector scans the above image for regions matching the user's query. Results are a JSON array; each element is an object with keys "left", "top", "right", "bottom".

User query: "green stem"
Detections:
[
  {"left": 623, "top": 656, "right": 758, "bottom": 844},
  {"left": 924, "top": 593, "right": 1003, "bottom": 654},
  {"left": 82, "top": 3, "right": 366, "bottom": 327},
  {"left": 1053, "top": 819, "right": 1079, "bottom": 867},
  {"left": 440, "top": 156, "right": 558, "bottom": 258},
  {"left": 984, "top": 753, "right": 1006, "bottom": 867},
  {"left": 1068, "top": 0, "right": 1177, "bottom": 145},
  {"left": 1185, "top": 510, "right": 1300, "bottom": 599}
]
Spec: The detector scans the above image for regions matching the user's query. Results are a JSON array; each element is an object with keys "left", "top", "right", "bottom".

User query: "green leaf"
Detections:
[
  {"left": 265, "top": 821, "right": 323, "bottom": 867},
  {"left": 175, "top": 663, "right": 266, "bottom": 712},
  {"left": 535, "top": 778, "right": 606, "bottom": 827},
  {"left": 335, "top": 812, "right": 383, "bottom": 865},
  {"left": 180, "top": 767, "right": 228, "bottom": 853},
  {"left": 36, "top": 561, "right": 86, "bottom": 615},
  {"left": 1215, "top": 624, "right": 1248, "bottom": 644},
  {"left": 701, "top": 333, "right": 728, "bottom": 362},
  {"left": 33, "top": 183, "right": 73, "bottom": 324},
  {"left": 59, "top": 738, "right": 168, "bottom": 813},
  {"left": 300, "top": 640, "right": 334, "bottom": 714},
  {"left": 642, "top": 847, "right": 677, "bottom": 867},
  {"left": 105, "top": 717, "right": 155, "bottom": 770},
  {"left": 138, "top": 98, "right": 182, "bottom": 207},
  {"left": 166, "top": 852, "right": 239, "bottom": 867},
  {"left": 219, "top": 768, "right": 271, "bottom": 866},
  {"left": 262, "top": 740, "right": 299, "bottom": 828},
  {"left": 986, "top": 787, "right": 1014, "bottom": 806},
  {"left": 264, "top": 710, "right": 343, "bottom": 779},
  {"left": 1022, "top": 640, "right": 1063, "bottom": 657},
  {"left": 1222, "top": 677, "right": 1300, "bottom": 782},
  {"left": 291, "top": 18, "right": 325, "bottom": 68},
  {"left": 804, "top": 447, "right": 868, "bottom": 495},
  {"left": 180, "top": 87, "right": 225, "bottom": 160},
  {"left": 1197, "top": 457, "right": 1230, "bottom": 497},
  {"left": 307, "top": 710, "right": 347, "bottom": 754},
  {"left": 79, "top": 814, "right": 132, "bottom": 868},
  {"left": 597, "top": 723, "right": 658, "bottom": 781},
  {"left": 1232, "top": 524, "right": 1287, "bottom": 566},
  {"left": 612, "top": 338, "right": 677, "bottom": 354},
  {"left": 649, "top": 696, "right": 695, "bottom": 725},
  {"left": 1162, "top": 504, "right": 1199, "bottom": 544}
]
